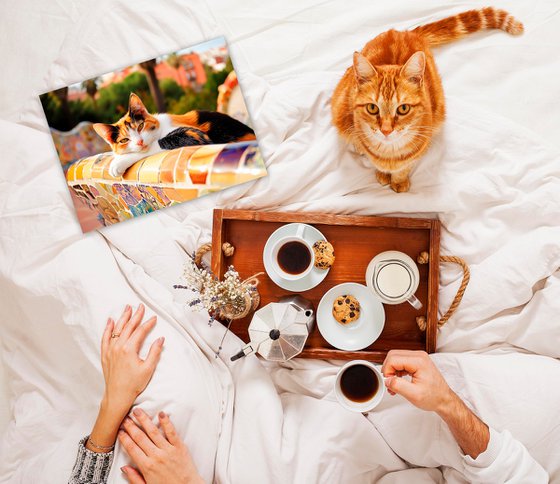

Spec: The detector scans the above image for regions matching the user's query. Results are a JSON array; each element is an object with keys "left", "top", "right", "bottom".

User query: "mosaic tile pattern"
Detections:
[
  {"left": 67, "top": 141, "right": 265, "bottom": 227},
  {"left": 51, "top": 121, "right": 108, "bottom": 167}
]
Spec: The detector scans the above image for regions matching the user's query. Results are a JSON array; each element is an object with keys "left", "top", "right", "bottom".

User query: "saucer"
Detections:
[
  {"left": 263, "top": 223, "right": 330, "bottom": 292},
  {"left": 317, "top": 283, "right": 385, "bottom": 351}
]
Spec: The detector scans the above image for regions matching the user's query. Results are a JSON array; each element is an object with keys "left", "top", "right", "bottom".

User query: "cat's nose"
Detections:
[
  {"left": 137, "top": 140, "right": 144, "bottom": 146},
  {"left": 381, "top": 127, "right": 393, "bottom": 137}
]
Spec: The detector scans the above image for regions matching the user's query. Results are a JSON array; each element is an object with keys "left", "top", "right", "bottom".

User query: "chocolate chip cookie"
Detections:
[
  {"left": 312, "top": 240, "right": 335, "bottom": 270},
  {"left": 332, "top": 294, "right": 361, "bottom": 325}
]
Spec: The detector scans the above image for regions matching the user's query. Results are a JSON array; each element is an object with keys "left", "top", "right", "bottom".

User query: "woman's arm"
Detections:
[{"left": 69, "top": 304, "right": 164, "bottom": 483}]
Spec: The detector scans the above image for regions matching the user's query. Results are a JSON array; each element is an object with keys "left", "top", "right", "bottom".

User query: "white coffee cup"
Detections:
[
  {"left": 366, "top": 251, "right": 422, "bottom": 310},
  {"left": 334, "top": 360, "right": 386, "bottom": 413},
  {"left": 270, "top": 224, "right": 315, "bottom": 281}
]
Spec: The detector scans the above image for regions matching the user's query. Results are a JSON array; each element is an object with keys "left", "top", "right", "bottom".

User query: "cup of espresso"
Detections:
[
  {"left": 334, "top": 360, "right": 385, "bottom": 413},
  {"left": 271, "top": 224, "right": 315, "bottom": 280}
]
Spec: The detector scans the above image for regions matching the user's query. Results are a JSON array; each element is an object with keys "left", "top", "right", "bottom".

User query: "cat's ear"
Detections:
[
  {"left": 93, "top": 123, "right": 116, "bottom": 145},
  {"left": 128, "top": 92, "right": 149, "bottom": 117},
  {"left": 353, "top": 52, "right": 377, "bottom": 83},
  {"left": 400, "top": 51, "right": 425, "bottom": 85}
]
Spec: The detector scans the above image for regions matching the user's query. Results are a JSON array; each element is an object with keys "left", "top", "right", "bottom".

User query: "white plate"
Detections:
[
  {"left": 317, "top": 283, "right": 385, "bottom": 351},
  {"left": 263, "top": 223, "right": 330, "bottom": 292}
]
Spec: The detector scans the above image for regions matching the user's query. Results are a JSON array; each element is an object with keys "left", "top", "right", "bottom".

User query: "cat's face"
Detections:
[
  {"left": 93, "top": 93, "right": 160, "bottom": 155},
  {"left": 351, "top": 51, "right": 429, "bottom": 157}
]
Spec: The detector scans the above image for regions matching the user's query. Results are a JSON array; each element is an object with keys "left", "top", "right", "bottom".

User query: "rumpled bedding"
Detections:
[{"left": 1, "top": 0, "right": 560, "bottom": 482}]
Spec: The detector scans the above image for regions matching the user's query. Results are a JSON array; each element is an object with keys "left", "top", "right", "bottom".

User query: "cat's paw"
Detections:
[
  {"left": 108, "top": 160, "right": 127, "bottom": 178},
  {"left": 376, "top": 171, "right": 391, "bottom": 186},
  {"left": 390, "top": 178, "right": 410, "bottom": 193}
]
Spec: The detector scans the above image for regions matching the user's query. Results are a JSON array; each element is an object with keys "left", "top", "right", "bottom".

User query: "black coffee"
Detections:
[
  {"left": 277, "top": 241, "right": 311, "bottom": 275},
  {"left": 340, "top": 365, "right": 379, "bottom": 403}
]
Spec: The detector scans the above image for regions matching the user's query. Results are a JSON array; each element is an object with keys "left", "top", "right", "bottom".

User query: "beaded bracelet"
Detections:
[{"left": 88, "top": 436, "right": 115, "bottom": 452}]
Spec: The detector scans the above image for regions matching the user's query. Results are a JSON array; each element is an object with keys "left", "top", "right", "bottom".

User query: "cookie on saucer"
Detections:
[
  {"left": 332, "top": 294, "right": 360, "bottom": 325},
  {"left": 313, "top": 240, "right": 335, "bottom": 269}
]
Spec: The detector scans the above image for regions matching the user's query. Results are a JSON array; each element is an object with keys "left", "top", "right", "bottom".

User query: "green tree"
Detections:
[
  {"left": 166, "top": 65, "right": 232, "bottom": 114},
  {"left": 96, "top": 71, "right": 152, "bottom": 121},
  {"left": 40, "top": 59, "right": 236, "bottom": 131},
  {"left": 82, "top": 78, "right": 98, "bottom": 106},
  {"left": 160, "top": 78, "right": 184, "bottom": 101},
  {"left": 52, "top": 87, "right": 72, "bottom": 130},
  {"left": 139, "top": 59, "right": 166, "bottom": 112}
]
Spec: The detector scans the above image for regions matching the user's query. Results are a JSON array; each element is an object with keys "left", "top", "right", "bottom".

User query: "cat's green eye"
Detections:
[
  {"left": 137, "top": 121, "right": 145, "bottom": 131},
  {"left": 366, "top": 103, "right": 379, "bottom": 115},
  {"left": 397, "top": 104, "right": 411, "bottom": 115},
  {"left": 119, "top": 138, "right": 129, "bottom": 144}
]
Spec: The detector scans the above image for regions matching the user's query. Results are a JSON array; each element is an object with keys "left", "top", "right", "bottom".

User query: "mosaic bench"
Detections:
[
  {"left": 66, "top": 141, "right": 265, "bottom": 226},
  {"left": 51, "top": 121, "right": 108, "bottom": 169}
]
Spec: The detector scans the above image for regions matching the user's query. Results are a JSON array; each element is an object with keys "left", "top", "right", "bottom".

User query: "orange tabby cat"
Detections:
[{"left": 332, "top": 7, "right": 523, "bottom": 192}]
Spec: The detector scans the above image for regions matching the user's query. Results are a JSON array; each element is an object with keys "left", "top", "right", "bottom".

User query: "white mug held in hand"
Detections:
[
  {"left": 334, "top": 360, "right": 386, "bottom": 413},
  {"left": 270, "top": 224, "right": 315, "bottom": 281},
  {"left": 366, "top": 251, "right": 423, "bottom": 310}
]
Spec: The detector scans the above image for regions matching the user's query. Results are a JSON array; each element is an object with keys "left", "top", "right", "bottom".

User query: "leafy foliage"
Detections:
[{"left": 41, "top": 62, "right": 233, "bottom": 131}]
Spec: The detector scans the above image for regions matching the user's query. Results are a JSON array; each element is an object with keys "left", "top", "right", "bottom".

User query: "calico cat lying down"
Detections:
[
  {"left": 93, "top": 93, "right": 256, "bottom": 177},
  {"left": 332, "top": 7, "right": 523, "bottom": 192}
]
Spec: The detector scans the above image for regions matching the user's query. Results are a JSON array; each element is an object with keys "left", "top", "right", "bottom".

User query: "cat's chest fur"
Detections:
[{"left": 153, "top": 114, "right": 175, "bottom": 139}]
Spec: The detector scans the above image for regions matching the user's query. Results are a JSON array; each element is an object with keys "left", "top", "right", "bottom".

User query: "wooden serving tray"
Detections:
[{"left": 212, "top": 209, "right": 440, "bottom": 362}]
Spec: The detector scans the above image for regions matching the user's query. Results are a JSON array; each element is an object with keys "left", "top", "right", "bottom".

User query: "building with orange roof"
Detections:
[{"left": 155, "top": 53, "right": 206, "bottom": 88}]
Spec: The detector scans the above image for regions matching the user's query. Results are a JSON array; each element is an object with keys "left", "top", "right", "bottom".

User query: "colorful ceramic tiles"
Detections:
[
  {"left": 51, "top": 121, "right": 108, "bottom": 168},
  {"left": 66, "top": 141, "right": 266, "bottom": 228}
]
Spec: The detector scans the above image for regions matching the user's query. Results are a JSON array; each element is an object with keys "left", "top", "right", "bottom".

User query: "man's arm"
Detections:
[
  {"left": 382, "top": 350, "right": 490, "bottom": 459},
  {"left": 381, "top": 350, "right": 547, "bottom": 483},
  {"left": 381, "top": 349, "right": 489, "bottom": 458},
  {"left": 435, "top": 387, "right": 489, "bottom": 458}
]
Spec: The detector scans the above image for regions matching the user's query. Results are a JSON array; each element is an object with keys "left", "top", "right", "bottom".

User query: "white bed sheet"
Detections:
[{"left": 1, "top": 0, "right": 560, "bottom": 482}]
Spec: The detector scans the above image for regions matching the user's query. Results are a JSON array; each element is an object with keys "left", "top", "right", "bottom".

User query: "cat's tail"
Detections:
[{"left": 413, "top": 7, "right": 523, "bottom": 46}]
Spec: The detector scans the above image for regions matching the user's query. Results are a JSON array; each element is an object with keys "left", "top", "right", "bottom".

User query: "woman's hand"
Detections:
[
  {"left": 119, "top": 409, "right": 203, "bottom": 484},
  {"left": 101, "top": 304, "right": 164, "bottom": 414},
  {"left": 86, "top": 304, "right": 164, "bottom": 453}
]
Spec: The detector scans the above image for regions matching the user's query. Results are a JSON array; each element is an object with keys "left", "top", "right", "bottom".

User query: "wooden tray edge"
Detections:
[
  {"left": 218, "top": 209, "right": 434, "bottom": 229},
  {"left": 212, "top": 209, "right": 225, "bottom": 276},
  {"left": 299, "top": 348, "right": 389, "bottom": 362},
  {"left": 426, "top": 219, "right": 441, "bottom": 354}
]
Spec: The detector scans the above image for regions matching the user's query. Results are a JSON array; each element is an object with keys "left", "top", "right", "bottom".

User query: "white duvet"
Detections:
[{"left": 1, "top": 0, "right": 560, "bottom": 482}]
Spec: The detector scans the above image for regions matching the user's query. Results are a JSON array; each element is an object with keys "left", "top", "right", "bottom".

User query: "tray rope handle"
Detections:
[
  {"left": 194, "top": 242, "right": 234, "bottom": 268},
  {"left": 194, "top": 242, "right": 263, "bottom": 286},
  {"left": 415, "top": 252, "right": 470, "bottom": 331}
]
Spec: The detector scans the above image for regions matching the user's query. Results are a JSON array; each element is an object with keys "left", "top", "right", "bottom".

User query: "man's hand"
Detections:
[
  {"left": 381, "top": 350, "right": 454, "bottom": 413},
  {"left": 381, "top": 350, "right": 490, "bottom": 459}
]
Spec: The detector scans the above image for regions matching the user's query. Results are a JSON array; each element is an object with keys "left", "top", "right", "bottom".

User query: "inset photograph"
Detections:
[{"left": 40, "top": 37, "right": 266, "bottom": 232}]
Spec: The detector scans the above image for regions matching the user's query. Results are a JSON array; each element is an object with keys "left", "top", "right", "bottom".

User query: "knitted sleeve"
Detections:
[{"left": 68, "top": 436, "right": 114, "bottom": 484}]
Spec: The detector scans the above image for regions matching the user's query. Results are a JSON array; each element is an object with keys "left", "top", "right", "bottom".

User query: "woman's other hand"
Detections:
[{"left": 119, "top": 409, "right": 203, "bottom": 484}]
